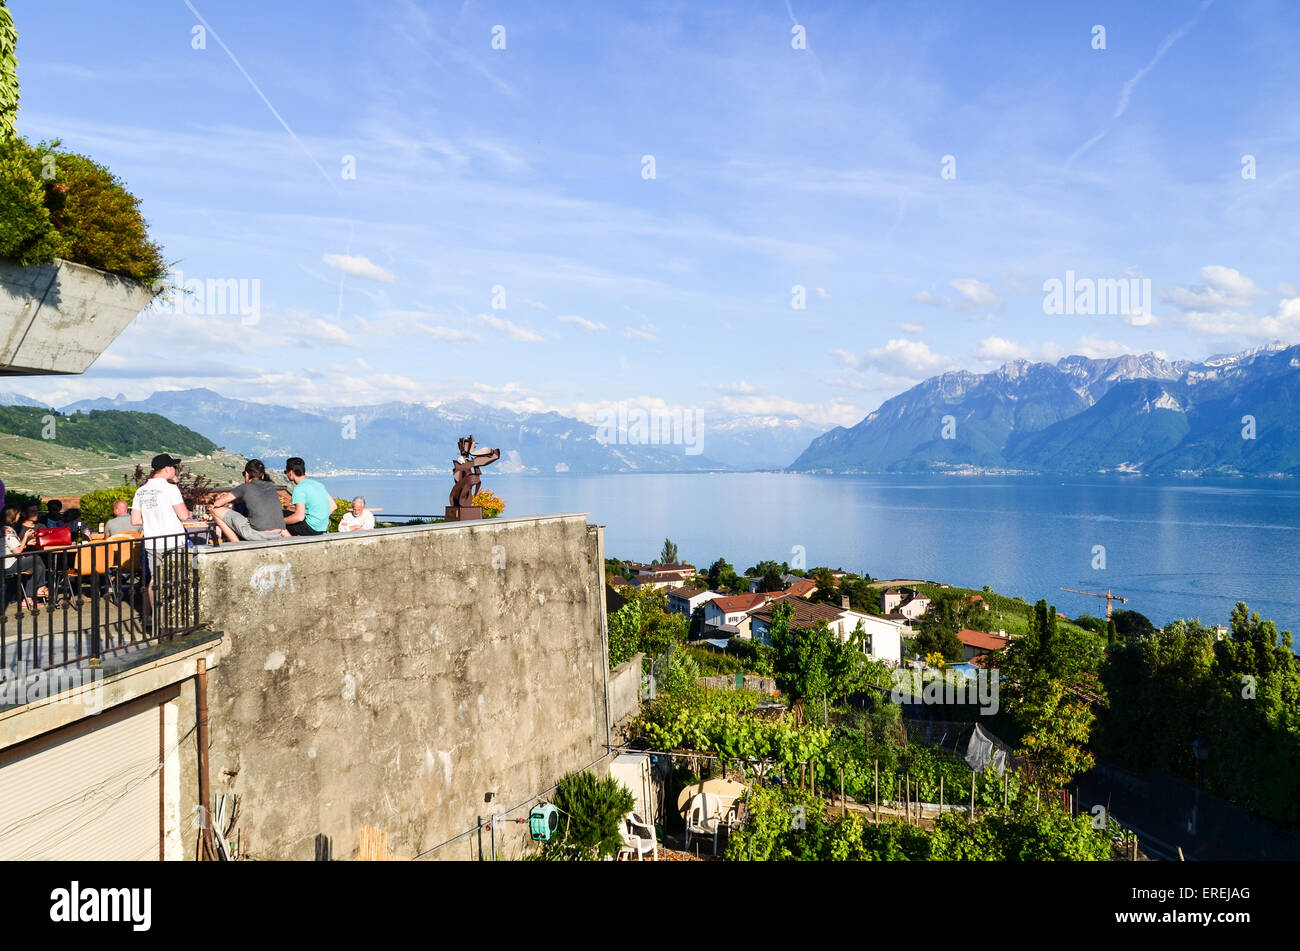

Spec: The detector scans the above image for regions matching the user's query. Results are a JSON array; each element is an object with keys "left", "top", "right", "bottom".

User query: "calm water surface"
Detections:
[{"left": 324, "top": 472, "right": 1300, "bottom": 634}]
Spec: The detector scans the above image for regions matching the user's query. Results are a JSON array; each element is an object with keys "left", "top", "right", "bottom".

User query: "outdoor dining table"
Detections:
[{"left": 676, "top": 777, "right": 750, "bottom": 825}]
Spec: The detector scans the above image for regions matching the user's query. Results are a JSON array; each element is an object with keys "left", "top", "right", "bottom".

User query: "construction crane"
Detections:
[{"left": 1060, "top": 587, "right": 1128, "bottom": 620}]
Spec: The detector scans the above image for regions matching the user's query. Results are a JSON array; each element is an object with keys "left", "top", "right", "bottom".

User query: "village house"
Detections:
[
  {"left": 627, "top": 562, "right": 697, "bottom": 590},
  {"left": 881, "top": 587, "right": 931, "bottom": 620},
  {"left": 955, "top": 628, "right": 1009, "bottom": 663},
  {"left": 747, "top": 595, "right": 904, "bottom": 665},
  {"left": 665, "top": 585, "right": 717, "bottom": 618},
  {"left": 703, "top": 592, "right": 773, "bottom": 639}
]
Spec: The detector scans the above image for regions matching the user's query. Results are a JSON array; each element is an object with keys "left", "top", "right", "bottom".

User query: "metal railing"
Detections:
[{"left": 1, "top": 530, "right": 202, "bottom": 678}]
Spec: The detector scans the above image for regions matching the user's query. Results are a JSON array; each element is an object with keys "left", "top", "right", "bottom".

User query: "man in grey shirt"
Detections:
[
  {"left": 105, "top": 499, "right": 135, "bottom": 535},
  {"left": 210, "top": 459, "right": 288, "bottom": 542}
]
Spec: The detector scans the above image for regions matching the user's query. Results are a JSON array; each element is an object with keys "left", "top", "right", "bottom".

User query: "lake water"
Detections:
[{"left": 323, "top": 472, "right": 1300, "bottom": 636}]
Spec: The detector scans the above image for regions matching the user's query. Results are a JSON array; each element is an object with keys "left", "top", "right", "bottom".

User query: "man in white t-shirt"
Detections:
[
  {"left": 338, "top": 496, "right": 376, "bottom": 532},
  {"left": 131, "top": 454, "right": 192, "bottom": 621}
]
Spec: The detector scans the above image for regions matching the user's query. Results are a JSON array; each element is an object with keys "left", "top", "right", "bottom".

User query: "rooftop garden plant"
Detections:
[{"left": 0, "top": 2, "right": 165, "bottom": 286}]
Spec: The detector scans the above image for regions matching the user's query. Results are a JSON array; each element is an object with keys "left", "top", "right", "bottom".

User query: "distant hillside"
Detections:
[
  {"left": 790, "top": 344, "right": 1300, "bottom": 476},
  {"left": 0, "top": 404, "right": 241, "bottom": 496},
  {"left": 0, "top": 406, "right": 218, "bottom": 456}
]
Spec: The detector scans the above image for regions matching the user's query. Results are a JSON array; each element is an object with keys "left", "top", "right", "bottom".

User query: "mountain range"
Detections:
[
  {"left": 55, "top": 389, "right": 819, "bottom": 474},
  {"left": 791, "top": 343, "right": 1300, "bottom": 476}
]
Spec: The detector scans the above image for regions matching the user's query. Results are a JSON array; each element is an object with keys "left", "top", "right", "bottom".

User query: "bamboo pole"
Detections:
[
  {"left": 840, "top": 769, "right": 846, "bottom": 817},
  {"left": 874, "top": 758, "right": 879, "bottom": 816},
  {"left": 970, "top": 774, "right": 976, "bottom": 821}
]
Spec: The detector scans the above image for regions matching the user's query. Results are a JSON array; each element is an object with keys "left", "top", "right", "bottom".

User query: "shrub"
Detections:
[
  {"left": 542, "top": 770, "right": 634, "bottom": 860},
  {"left": 40, "top": 145, "right": 166, "bottom": 285},
  {"left": 0, "top": 136, "right": 165, "bottom": 285},
  {"left": 471, "top": 488, "right": 505, "bottom": 518},
  {"left": 79, "top": 485, "right": 138, "bottom": 527},
  {"left": 3, "top": 488, "right": 39, "bottom": 511},
  {"left": 0, "top": 136, "right": 62, "bottom": 264}
]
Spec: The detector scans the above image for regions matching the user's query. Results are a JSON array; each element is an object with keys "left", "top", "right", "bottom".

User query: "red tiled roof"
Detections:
[
  {"left": 957, "top": 629, "right": 1008, "bottom": 651},
  {"left": 782, "top": 579, "right": 817, "bottom": 598}
]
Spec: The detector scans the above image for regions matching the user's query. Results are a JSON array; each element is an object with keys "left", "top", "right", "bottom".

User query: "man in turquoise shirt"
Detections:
[{"left": 283, "top": 457, "right": 334, "bottom": 535}]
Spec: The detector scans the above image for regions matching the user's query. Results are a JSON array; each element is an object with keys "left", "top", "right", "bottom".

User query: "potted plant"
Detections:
[{"left": 0, "top": 0, "right": 166, "bottom": 375}]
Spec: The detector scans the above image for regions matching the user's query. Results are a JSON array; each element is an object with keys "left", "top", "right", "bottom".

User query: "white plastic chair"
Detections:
[
  {"left": 618, "top": 812, "right": 658, "bottom": 861},
  {"left": 685, "top": 793, "right": 722, "bottom": 857}
]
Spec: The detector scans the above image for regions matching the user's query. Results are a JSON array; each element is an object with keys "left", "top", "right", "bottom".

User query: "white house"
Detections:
[
  {"left": 703, "top": 592, "right": 773, "bottom": 639},
  {"left": 881, "top": 587, "right": 930, "bottom": 620},
  {"left": 665, "top": 585, "right": 718, "bottom": 618},
  {"left": 746, "top": 596, "right": 904, "bottom": 666}
]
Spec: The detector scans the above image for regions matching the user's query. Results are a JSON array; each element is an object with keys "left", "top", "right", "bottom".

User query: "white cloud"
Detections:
[
  {"left": 557, "top": 314, "right": 606, "bottom": 333},
  {"left": 836, "top": 339, "right": 952, "bottom": 377},
  {"left": 711, "top": 380, "right": 758, "bottom": 395},
  {"left": 321, "top": 253, "right": 396, "bottom": 283},
  {"left": 624, "top": 326, "right": 658, "bottom": 342},
  {"left": 297, "top": 318, "right": 360, "bottom": 348},
  {"left": 914, "top": 290, "right": 939, "bottom": 305},
  {"left": 1164, "top": 265, "right": 1267, "bottom": 313},
  {"left": 478, "top": 313, "right": 545, "bottom": 342},
  {"left": 815, "top": 287, "right": 832, "bottom": 300},
  {"left": 413, "top": 325, "right": 483, "bottom": 344},
  {"left": 949, "top": 278, "right": 1003, "bottom": 310},
  {"left": 975, "top": 336, "right": 1033, "bottom": 362},
  {"left": 1183, "top": 298, "right": 1300, "bottom": 339},
  {"left": 899, "top": 323, "right": 925, "bottom": 335},
  {"left": 521, "top": 299, "right": 548, "bottom": 310}
]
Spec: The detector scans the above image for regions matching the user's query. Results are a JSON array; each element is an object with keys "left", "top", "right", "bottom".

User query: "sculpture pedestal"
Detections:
[{"left": 444, "top": 506, "right": 482, "bottom": 522}]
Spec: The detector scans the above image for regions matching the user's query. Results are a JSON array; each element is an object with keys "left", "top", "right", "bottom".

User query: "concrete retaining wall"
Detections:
[
  {"left": 186, "top": 514, "right": 611, "bottom": 860},
  {"left": 608, "top": 653, "right": 643, "bottom": 728},
  {"left": 698, "top": 674, "right": 778, "bottom": 694}
]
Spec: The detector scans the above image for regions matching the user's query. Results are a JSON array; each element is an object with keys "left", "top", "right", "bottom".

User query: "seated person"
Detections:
[
  {"left": 338, "top": 497, "right": 375, "bottom": 532},
  {"left": 105, "top": 499, "right": 136, "bottom": 536},
  {"left": 63, "top": 506, "right": 87, "bottom": 537},
  {"left": 3, "top": 505, "right": 49, "bottom": 607},
  {"left": 282, "top": 457, "right": 333, "bottom": 536},
  {"left": 209, "top": 459, "right": 288, "bottom": 542},
  {"left": 42, "top": 498, "right": 63, "bottom": 528}
]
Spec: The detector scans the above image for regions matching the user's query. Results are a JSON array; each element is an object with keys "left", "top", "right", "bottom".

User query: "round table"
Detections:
[{"left": 676, "top": 777, "right": 749, "bottom": 819}]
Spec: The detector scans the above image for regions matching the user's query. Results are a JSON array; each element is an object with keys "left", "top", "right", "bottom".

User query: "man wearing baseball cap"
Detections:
[{"left": 131, "top": 453, "right": 193, "bottom": 622}]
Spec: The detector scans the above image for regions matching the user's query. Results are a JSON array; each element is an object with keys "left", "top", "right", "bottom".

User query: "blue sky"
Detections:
[{"left": 11, "top": 0, "right": 1300, "bottom": 429}]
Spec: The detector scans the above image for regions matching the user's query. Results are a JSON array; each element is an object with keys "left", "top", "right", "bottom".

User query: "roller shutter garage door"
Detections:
[{"left": 0, "top": 699, "right": 164, "bottom": 861}]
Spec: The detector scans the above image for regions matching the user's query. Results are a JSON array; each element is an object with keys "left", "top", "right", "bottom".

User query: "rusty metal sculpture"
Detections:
[{"left": 446, "top": 435, "right": 500, "bottom": 520}]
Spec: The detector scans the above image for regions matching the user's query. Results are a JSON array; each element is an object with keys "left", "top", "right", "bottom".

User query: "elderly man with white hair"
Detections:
[{"left": 338, "top": 496, "right": 375, "bottom": 532}]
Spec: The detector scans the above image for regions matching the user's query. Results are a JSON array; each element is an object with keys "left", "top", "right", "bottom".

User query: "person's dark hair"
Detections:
[
  {"left": 65, "top": 508, "right": 81, "bottom": 521},
  {"left": 284, "top": 457, "right": 307, "bottom": 478},
  {"left": 245, "top": 459, "right": 270, "bottom": 481},
  {"left": 47, "top": 499, "right": 62, "bottom": 513},
  {"left": 2, "top": 506, "right": 18, "bottom": 527}
]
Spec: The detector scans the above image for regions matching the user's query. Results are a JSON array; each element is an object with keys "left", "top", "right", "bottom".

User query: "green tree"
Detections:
[
  {"left": 656, "top": 538, "right": 678, "bottom": 565},
  {"left": 997, "top": 599, "right": 1103, "bottom": 791},
  {"left": 768, "top": 605, "right": 867, "bottom": 713},
  {"left": 913, "top": 595, "right": 970, "bottom": 661},
  {"left": 1111, "top": 609, "right": 1155, "bottom": 640},
  {"left": 747, "top": 559, "right": 788, "bottom": 593},
  {"left": 543, "top": 771, "right": 634, "bottom": 860},
  {"left": 707, "top": 557, "right": 743, "bottom": 593}
]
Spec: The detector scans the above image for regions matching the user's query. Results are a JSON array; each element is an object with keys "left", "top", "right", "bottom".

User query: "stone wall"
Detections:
[
  {"left": 607, "top": 653, "right": 643, "bottom": 730},
  {"left": 185, "top": 514, "right": 611, "bottom": 860}
]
